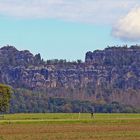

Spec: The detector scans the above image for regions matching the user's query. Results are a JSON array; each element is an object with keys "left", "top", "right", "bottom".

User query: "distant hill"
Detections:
[{"left": 1, "top": 45, "right": 140, "bottom": 113}]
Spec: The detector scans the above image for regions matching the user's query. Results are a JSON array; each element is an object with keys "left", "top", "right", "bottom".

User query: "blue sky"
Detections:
[{"left": 0, "top": 0, "right": 140, "bottom": 61}]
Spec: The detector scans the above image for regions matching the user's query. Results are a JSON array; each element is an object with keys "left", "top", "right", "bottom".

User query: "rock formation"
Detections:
[{"left": 1, "top": 45, "right": 140, "bottom": 108}]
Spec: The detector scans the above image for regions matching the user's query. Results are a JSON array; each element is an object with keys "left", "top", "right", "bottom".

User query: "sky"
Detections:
[{"left": 0, "top": 0, "right": 140, "bottom": 61}]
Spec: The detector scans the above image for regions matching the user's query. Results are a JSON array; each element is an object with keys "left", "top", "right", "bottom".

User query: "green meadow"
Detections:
[{"left": 0, "top": 113, "right": 140, "bottom": 140}]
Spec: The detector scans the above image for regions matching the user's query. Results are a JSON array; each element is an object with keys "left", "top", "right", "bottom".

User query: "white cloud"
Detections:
[
  {"left": 112, "top": 7, "right": 140, "bottom": 41},
  {"left": 0, "top": 0, "right": 140, "bottom": 24}
]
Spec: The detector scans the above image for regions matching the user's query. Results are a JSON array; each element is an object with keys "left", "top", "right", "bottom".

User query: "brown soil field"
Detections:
[{"left": 0, "top": 122, "right": 140, "bottom": 140}]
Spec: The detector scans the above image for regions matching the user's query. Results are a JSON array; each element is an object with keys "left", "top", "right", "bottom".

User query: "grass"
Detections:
[{"left": 0, "top": 113, "right": 140, "bottom": 140}]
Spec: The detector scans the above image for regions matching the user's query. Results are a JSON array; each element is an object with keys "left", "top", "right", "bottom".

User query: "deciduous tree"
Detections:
[{"left": 0, "top": 84, "right": 12, "bottom": 113}]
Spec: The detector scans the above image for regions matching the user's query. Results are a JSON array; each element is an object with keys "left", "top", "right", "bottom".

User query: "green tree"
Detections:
[{"left": 0, "top": 84, "right": 12, "bottom": 113}]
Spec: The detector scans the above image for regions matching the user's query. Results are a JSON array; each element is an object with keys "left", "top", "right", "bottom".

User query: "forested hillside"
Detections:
[{"left": 1, "top": 45, "right": 140, "bottom": 113}]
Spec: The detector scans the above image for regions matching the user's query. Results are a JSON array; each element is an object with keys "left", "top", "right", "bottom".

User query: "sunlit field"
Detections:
[{"left": 0, "top": 113, "right": 140, "bottom": 140}]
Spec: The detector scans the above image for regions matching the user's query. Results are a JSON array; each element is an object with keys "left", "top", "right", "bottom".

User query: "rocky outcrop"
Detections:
[
  {"left": 85, "top": 45, "right": 140, "bottom": 89},
  {"left": 1, "top": 45, "right": 140, "bottom": 107}
]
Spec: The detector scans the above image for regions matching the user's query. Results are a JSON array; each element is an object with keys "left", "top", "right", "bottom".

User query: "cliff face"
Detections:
[
  {"left": 1, "top": 45, "right": 140, "bottom": 107},
  {"left": 0, "top": 46, "right": 46, "bottom": 89},
  {"left": 85, "top": 46, "right": 140, "bottom": 89}
]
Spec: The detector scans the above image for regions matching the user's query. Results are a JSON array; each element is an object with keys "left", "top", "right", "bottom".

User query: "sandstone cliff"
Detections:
[{"left": 1, "top": 45, "right": 140, "bottom": 108}]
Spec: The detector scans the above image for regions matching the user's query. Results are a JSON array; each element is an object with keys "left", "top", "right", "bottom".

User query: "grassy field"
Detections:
[{"left": 0, "top": 113, "right": 140, "bottom": 140}]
